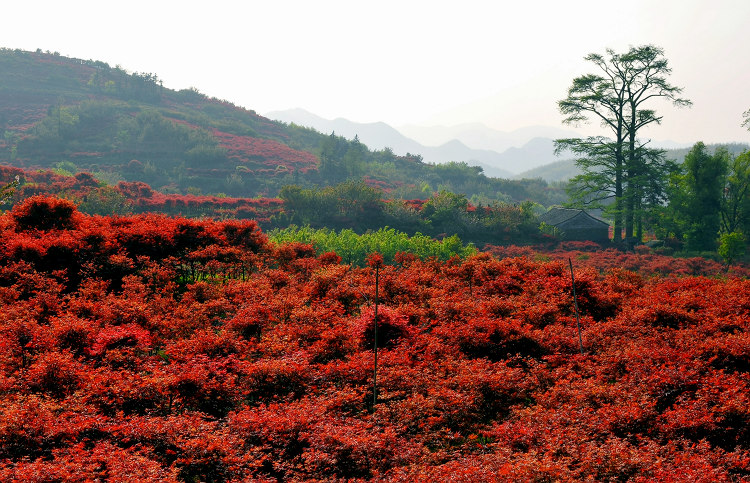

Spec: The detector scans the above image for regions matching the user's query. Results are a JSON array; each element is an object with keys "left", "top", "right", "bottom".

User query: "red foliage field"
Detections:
[
  {"left": 486, "top": 240, "right": 750, "bottom": 278},
  {"left": 210, "top": 129, "right": 318, "bottom": 174},
  {"left": 0, "top": 168, "right": 284, "bottom": 224},
  {"left": 1, "top": 196, "right": 749, "bottom": 481}
]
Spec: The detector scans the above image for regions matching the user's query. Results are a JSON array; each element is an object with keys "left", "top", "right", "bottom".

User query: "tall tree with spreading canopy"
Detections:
[{"left": 556, "top": 45, "right": 690, "bottom": 244}]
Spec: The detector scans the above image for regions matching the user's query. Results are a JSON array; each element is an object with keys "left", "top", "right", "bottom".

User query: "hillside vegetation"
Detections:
[{"left": 0, "top": 48, "right": 566, "bottom": 206}]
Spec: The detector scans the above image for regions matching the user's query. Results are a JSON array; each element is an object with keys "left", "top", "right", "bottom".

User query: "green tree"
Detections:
[
  {"left": 278, "top": 180, "right": 384, "bottom": 230},
  {"left": 0, "top": 175, "right": 20, "bottom": 205},
  {"left": 382, "top": 199, "right": 428, "bottom": 234},
  {"left": 721, "top": 151, "right": 750, "bottom": 235},
  {"left": 318, "top": 132, "right": 349, "bottom": 183},
  {"left": 561, "top": 137, "right": 624, "bottom": 211},
  {"left": 30, "top": 104, "right": 80, "bottom": 147},
  {"left": 718, "top": 231, "right": 746, "bottom": 267},
  {"left": 556, "top": 45, "right": 690, "bottom": 244},
  {"left": 621, "top": 46, "right": 690, "bottom": 240},
  {"left": 626, "top": 145, "right": 677, "bottom": 238},
  {"left": 667, "top": 142, "right": 729, "bottom": 251},
  {"left": 278, "top": 184, "right": 335, "bottom": 225},
  {"left": 332, "top": 179, "right": 384, "bottom": 228},
  {"left": 77, "top": 185, "right": 133, "bottom": 215},
  {"left": 4, "top": 131, "right": 19, "bottom": 163},
  {"left": 341, "top": 135, "right": 366, "bottom": 179},
  {"left": 421, "top": 190, "right": 469, "bottom": 235}
]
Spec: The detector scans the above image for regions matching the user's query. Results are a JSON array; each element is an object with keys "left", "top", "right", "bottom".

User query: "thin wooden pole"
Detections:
[
  {"left": 568, "top": 258, "right": 584, "bottom": 355},
  {"left": 373, "top": 264, "right": 379, "bottom": 408}
]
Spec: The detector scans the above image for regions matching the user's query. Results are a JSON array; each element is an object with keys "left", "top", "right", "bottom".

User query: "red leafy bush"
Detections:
[
  {"left": 0, "top": 204, "right": 749, "bottom": 480},
  {"left": 353, "top": 305, "right": 412, "bottom": 350},
  {"left": 25, "top": 351, "right": 85, "bottom": 398},
  {"left": 11, "top": 195, "right": 80, "bottom": 231},
  {"left": 89, "top": 323, "right": 152, "bottom": 357}
]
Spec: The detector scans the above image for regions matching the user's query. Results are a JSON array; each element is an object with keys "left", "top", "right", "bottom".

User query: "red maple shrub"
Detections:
[
  {"left": 0, "top": 196, "right": 748, "bottom": 481},
  {"left": 11, "top": 195, "right": 80, "bottom": 231}
]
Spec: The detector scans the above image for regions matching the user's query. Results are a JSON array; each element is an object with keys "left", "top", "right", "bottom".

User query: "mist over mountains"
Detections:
[
  {"left": 397, "top": 123, "right": 579, "bottom": 154},
  {"left": 266, "top": 108, "right": 580, "bottom": 177},
  {"left": 267, "top": 108, "right": 697, "bottom": 180}
]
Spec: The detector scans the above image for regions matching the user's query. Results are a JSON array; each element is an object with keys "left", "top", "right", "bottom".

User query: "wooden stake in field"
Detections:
[
  {"left": 569, "top": 258, "right": 584, "bottom": 355},
  {"left": 373, "top": 262, "right": 379, "bottom": 407},
  {"left": 367, "top": 252, "right": 384, "bottom": 409}
]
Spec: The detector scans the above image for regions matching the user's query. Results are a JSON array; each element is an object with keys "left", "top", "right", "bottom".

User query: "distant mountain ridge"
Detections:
[
  {"left": 267, "top": 109, "right": 699, "bottom": 178},
  {"left": 266, "top": 108, "right": 574, "bottom": 176},
  {"left": 396, "top": 122, "right": 579, "bottom": 154}
]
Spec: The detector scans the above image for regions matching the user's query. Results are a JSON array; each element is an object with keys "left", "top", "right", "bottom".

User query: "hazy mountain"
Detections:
[
  {"left": 398, "top": 120, "right": 693, "bottom": 152},
  {"left": 397, "top": 123, "right": 580, "bottom": 153},
  {"left": 267, "top": 109, "right": 571, "bottom": 175},
  {"left": 268, "top": 108, "right": 516, "bottom": 176},
  {"left": 492, "top": 137, "right": 569, "bottom": 173},
  {"left": 267, "top": 108, "right": 425, "bottom": 156}
]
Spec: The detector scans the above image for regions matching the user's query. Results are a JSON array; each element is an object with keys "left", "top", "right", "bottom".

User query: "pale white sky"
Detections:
[{"left": 3, "top": 0, "right": 749, "bottom": 144}]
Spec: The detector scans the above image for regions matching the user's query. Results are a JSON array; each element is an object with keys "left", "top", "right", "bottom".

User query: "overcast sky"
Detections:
[{"left": 3, "top": 0, "right": 749, "bottom": 144}]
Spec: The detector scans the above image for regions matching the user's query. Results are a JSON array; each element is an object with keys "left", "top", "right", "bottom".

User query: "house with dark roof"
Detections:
[{"left": 538, "top": 208, "right": 610, "bottom": 243}]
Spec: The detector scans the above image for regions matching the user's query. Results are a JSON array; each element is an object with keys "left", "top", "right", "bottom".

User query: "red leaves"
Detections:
[
  {"left": 6, "top": 168, "right": 286, "bottom": 223},
  {"left": 440, "top": 317, "right": 545, "bottom": 362},
  {"left": 218, "top": 218, "right": 267, "bottom": 252},
  {"left": 26, "top": 351, "right": 85, "bottom": 398},
  {"left": 1, "top": 203, "right": 750, "bottom": 480},
  {"left": 353, "top": 305, "right": 411, "bottom": 350},
  {"left": 273, "top": 241, "right": 316, "bottom": 267},
  {"left": 366, "top": 251, "right": 384, "bottom": 269},
  {"left": 11, "top": 195, "right": 80, "bottom": 231},
  {"left": 211, "top": 129, "right": 318, "bottom": 173},
  {"left": 230, "top": 402, "right": 413, "bottom": 480},
  {"left": 89, "top": 324, "right": 152, "bottom": 358}
]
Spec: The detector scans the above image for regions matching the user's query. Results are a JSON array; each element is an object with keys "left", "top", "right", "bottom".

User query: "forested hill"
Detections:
[{"left": 0, "top": 48, "right": 565, "bottom": 206}]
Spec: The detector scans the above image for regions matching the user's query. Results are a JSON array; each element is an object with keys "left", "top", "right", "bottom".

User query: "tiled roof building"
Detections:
[{"left": 539, "top": 207, "right": 609, "bottom": 242}]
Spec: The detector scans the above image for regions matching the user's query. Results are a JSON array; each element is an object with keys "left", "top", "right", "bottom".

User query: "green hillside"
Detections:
[
  {"left": 516, "top": 158, "right": 579, "bottom": 183},
  {"left": 0, "top": 48, "right": 565, "bottom": 206}
]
